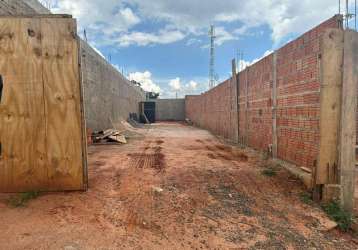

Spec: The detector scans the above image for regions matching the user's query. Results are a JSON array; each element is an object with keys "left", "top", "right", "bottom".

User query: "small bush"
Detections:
[
  {"left": 322, "top": 201, "right": 354, "bottom": 232},
  {"left": 261, "top": 168, "right": 277, "bottom": 177},
  {"left": 300, "top": 192, "right": 314, "bottom": 205},
  {"left": 8, "top": 191, "right": 40, "bottom": 208}
]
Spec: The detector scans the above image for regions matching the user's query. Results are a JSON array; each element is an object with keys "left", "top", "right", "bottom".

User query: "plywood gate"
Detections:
[{"left": 0, "top": 15, "right": 87, "bottom": 192}]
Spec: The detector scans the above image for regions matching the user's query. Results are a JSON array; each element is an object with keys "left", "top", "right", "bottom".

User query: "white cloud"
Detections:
[
  {"left": 234, "top": 25, "right": 249, "bottom": 36},
  {"left": 129, "top": 0, "right": 338, "bottom": 44},
  {"left": 53, "top": 1, "right": 141, "bottom": 41},
  {"left": 251, "top": 50, "right": 274, "bottom": 64},
  {"left": 129, "top": 71, "right": 161, "bottom": 93},
  {"left": 162, "top": 78, "right": 203, "bottom": 98},
  {"left": 187, "top": 81, "right": 198, "bottom": 90},
  {"left": 186, "top": 38, "right": 201, "bottom": 46},
  {"left": 53, "top": 0, "right": 339, "bottom": 46},
  {"left": 237, "top": 50, "right": 274, "bottom": 72},
  {"left": 169, "top": 78, "right": 182, "bottom": 91},
  {"left": 215, "top": 26, "right": 237, "bottom": 46},
  {"left": 117, "top": 29, "right": 185, "bottom": 47}
]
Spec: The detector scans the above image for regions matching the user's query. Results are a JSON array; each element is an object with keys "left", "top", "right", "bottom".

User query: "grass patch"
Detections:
[
  {"left": 300, "top": 192, "right": 314, "bottom": 205},
  {"left": 8, "top": 191, "right": 41, "bottom": 208},
  {"left": 261, "top": 168, "right": 277, "bottom": 177},
  {"left": 322, "top": 201, "right": 354, "bottom": 232}
]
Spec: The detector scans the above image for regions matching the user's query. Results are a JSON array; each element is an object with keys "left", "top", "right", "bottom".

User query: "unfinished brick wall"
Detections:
[
  {"left": 186, "top": 15, "right": 343, "bottom": 169},
  {"left": 185, "top": 78, "right": 238, "bottom": 141},
  {"left": 275, "top": 16, "right": 341, "bottom": 168},
  {"left": 238, "top": 55, "right": 274, "bottom": 151}
]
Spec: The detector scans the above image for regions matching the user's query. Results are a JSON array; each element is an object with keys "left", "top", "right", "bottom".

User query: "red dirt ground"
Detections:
[{"left": 0, "top": 123, "right": 357, "bottom": 249}]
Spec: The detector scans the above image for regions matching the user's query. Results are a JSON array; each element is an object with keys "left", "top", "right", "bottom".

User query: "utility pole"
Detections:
[{"left": 209, "top": 25, "right": 216, "bottom": 89}]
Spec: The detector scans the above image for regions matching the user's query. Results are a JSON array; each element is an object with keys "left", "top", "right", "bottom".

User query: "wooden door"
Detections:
[{"left": 0, "top": 16, "right": 87, "bottom": 192}]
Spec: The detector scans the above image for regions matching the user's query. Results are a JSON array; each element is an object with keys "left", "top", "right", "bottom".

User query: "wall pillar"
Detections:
[
  {"left": 232, "top": 59, "right": 239, "bottom": 143},
  {"left": 339, "top": 30, "right": 358, "bottom": 213},
  {"left": 272, "top": 52, "right": 278, "bottom": 158},
  {"left": 317, "top": 28, "right": 357, "bottom": 213},
  {"left": 316, "top": 29, "right": 344, "bottom": 188}
]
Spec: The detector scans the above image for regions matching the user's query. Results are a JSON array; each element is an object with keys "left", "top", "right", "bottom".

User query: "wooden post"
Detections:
[
  {"left": 339, "top": 30, "right": 358, "bottom": 213},
  {"left": 272, "top": 52, "right": 278, "bottom": 158},
  {"left": 245, "top": 68, "right": 249, "bottom": 146},
  {"left": 317, "top": 29, "right": 344, "bottom": 189}
]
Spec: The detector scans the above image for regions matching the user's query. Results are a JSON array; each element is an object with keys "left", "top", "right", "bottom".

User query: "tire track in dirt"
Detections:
[{"left": 127, "top": 138, "right": 166, "bottom": 173}]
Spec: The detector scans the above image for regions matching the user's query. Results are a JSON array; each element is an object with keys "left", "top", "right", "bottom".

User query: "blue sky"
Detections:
[{"left": 45, "top": 0, "right": 351, "bottom": 98}]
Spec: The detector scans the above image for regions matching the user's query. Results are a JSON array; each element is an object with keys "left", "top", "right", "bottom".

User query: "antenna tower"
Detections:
[
  {"left": 339, "top": 0, "right": 357, "bottom": 30},
  {"left": 209, "top": 25, "right": 216, "bottom": 89}
]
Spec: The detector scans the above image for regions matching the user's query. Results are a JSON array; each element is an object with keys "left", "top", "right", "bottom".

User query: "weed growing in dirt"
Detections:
[
  {"left": 300, "top": 192, "right": 314, "bottom": 205},
  {"left": 8, "top": 191, "right": 40, "bottom": 208},
  {"left": 322, "top": 201, "right": 354, "bottom": 232},
  {"left": 261, "top": 168, "right": 277, "bottom": 177}
]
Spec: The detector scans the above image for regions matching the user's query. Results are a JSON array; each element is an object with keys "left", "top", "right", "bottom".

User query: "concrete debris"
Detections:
[
  {"left": 319, "top": 219, "right": 338, "bottom": 231},
  {"left": 152, "top": 186, "right": 164, "bottom": 194},
  {"left": 185, "top": 118, "right": 193, "bottom": 125}
]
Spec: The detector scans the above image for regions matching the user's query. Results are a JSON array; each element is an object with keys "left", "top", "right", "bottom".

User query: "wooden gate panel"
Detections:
[
  {"left": 0, "top": 16, "right": 87, "bottom": 192},
  {"left": 0, "top": 18, "right": 47, "bottom": 191},
  {"left": 41, "top": 18, "right": 85, "bottom": 190}
]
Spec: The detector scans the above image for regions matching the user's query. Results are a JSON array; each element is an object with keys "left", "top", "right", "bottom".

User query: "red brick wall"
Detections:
[
  {"left": 186, "top": 15, "right": 343, "bottom": 169},
  {"left": 276, "top": 16, "right": 341, "bottom": 168},
  {"left": 185, "top": 78, "right": 238, "bottom": 141},
  {"left": 238, "top": 55, "right": 274, "bottom": 151}
]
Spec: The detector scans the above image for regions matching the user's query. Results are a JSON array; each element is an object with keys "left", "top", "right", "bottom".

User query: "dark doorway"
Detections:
[{"left": 142, "top": 102, "right": 156, "bottom": 123}]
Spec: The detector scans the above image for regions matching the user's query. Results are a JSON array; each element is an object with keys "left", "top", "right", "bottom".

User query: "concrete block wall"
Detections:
[
  {"left": 0, "top": 0, "right": 49, "bottom": 15},
  {"left": 80, "top": 41, "right": 145, "bottom": 131},
  {"left": 2, "top": 0, "right": 146, "bottom": 131},
  {"left": 186, "top": 15, "right": 343, "bottom": 169},
  {"left": 154, "top": 99, "right": 185, "bottom": 121}
]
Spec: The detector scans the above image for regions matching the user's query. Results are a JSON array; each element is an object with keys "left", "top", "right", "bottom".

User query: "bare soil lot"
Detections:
[{"left": 0, "top": 123, "right": 357, "bottom": 249}]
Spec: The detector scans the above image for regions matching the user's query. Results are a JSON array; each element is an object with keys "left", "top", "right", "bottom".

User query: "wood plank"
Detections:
[
  {"left": 108, "top": 135, "right": 127, "bottom": 144},
  {"left": 41, "top": 18, "right": 86, "bottom": 191},
  {"left": 0, "top": 18, "right": 47, "bottom": 192},
  {"left": 316, "top": 29, "right": 344, "bottom": 185},
  {"left": 339, "top": 30, "right": 358, "bottom": 213},
  {"left": 77, "top": 37, "right": 88, "bottom": 190}
]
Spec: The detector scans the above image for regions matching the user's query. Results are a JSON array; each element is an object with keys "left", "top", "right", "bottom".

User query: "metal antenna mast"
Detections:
[
  {"left": 355, "top": 0, "right": 357, "bottom": 30},
  {"left": 209, "top": 25, "right": 216, "bottom": 89},
  {"left": 346, "top": 0, "right": 349, "bottom": 28}
]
